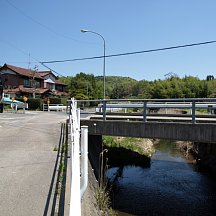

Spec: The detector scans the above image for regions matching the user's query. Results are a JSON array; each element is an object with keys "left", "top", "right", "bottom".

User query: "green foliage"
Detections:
[
  {"left": 99, "top": 76, "right": 136, "bottom": 99},
  {"left": 60, "top": 97, "right": 68, "bottom": 106},
  {"left": 94, "top": 148, "right": 116, "bottom": 216},
  {"left": 27, "top": 98, "right": 42, "bottom": 110},
  {"left": 66, "top": 72, "right": 100, "bottom": 99},
  {"left": 103, "top": 136, "right": 153, "bottom": 156},
  {"left": 49, "top": 97, "right": 61, "bottom": 104},
  {"left": 59, "top": 72, "right": 216, "bottom": 100},
  {"left": 95, "top": 186, "right": 111, "bottom": 213}
]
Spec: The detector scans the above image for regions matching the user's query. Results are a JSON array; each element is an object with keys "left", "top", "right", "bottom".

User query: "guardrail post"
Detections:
[
  {"left": 192, "top": 100, "right": 196, "bottom": 124},
  {"left": 80, "top": 126, "right": 88, "bottom": 199},
  {"left": 77, "top": 108, "right": 80, "bottom": 129},
  {"left": 69, "top": 98, "right": 81, "bottom": 216},
  {"left": 103, "top": 100, "right": 106, "bottom": 121},
  {"left": 143, "top": 101, "right": 147, "bottom": 122}
]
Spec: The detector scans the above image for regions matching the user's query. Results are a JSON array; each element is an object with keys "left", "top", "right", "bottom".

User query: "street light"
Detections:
[{"left": 80, "top": 29, "right": 106, "bottom": 100}]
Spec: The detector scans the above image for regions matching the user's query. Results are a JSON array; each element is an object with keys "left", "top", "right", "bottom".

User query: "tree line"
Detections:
[{"left": 60, "top": 73, "right": 216, "bottom": 99}]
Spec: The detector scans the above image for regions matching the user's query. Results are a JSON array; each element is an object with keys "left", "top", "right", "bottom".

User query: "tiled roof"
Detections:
[
  {"left": 38, "top": 71, "right": 58, "bottom": 79},
  {"left": 1, "top": 64, "right": 67, "bottom": 86},
  {"left": 38, "top": 71, "right": 67, "bottom": 85},
  {"left": 2, "top": 64, "right": 43, "bottom": 79},
  {"left": 4, "top": 86, "right": 50, "bottom": 94},
  {"left": 55, "top": 80, "right": 67, "bottom": 85},
  {"left": 38, "top": 71, "right": 51, "bottom": 77}
]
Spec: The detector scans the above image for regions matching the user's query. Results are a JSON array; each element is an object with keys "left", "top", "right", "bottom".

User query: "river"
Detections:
[{"left": 106, "top": 140, "right": 216, "bottom": 216}]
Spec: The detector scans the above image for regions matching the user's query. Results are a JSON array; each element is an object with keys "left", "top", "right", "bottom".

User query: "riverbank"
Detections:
[
  {"left": 103, "top": 136, "right": 155, "bottom": 168},
  {"left": 103, "top": 136, "right": 155, "bottom": 157},
  {"left": 175, "top": 141, "right": 216, "bottom": 177}
]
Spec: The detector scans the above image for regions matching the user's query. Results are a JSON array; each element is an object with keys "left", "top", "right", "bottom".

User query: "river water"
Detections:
[{"left": 106, "top": 140, "right": 216, "bottom": 216}]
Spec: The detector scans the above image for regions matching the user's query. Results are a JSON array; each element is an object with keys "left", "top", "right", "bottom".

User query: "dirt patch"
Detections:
[{"left": 175, "top": 141, "right": 197, "bottom": 164}]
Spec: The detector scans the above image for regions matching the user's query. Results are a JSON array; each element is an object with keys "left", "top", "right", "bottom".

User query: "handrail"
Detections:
[
  {"left": 42, "top": 103, "right": 67, "bottom": 112},
  {"left": 71, "top": 98, "right": 216, "bottom": 124},
  {"left": 68, "top": 98, "right": 88, "bottom": 216},
  {"left": 74, "top": 98, "right": 216, "bottom": 103}
]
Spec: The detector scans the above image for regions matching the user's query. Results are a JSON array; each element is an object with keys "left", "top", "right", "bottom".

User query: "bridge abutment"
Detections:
[
  {"left": 88, "top": 135, "right": 103, "bottom": 180},
  {"left": 193, "top": 142, "right": 216, "bottom": 175}
]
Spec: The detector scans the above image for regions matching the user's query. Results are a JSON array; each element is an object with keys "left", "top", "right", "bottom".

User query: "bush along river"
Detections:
[{"left": 104, "top": 138, "right": 216, "bottom": 216}]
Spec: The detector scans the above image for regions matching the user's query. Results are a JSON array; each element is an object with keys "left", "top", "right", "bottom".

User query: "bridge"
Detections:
[
  {"left": 79, "top": 98, "right": 216, "bottom": 143},
  {"left": 66, "top": 98, "right": 216, "bottom": 215}
]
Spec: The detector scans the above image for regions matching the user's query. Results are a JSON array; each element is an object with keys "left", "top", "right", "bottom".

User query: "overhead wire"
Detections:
[
  {"left": 4, "top": 0, "right": 216, "bottom": 76},
  {"left": 0, "top": 38, "right": 64, "bottom": 77},
  {"left": 41, "top": 40, "right": 216, "bottom": 64},
  {"left": 2, "top": 36, "right": 216, "bottom": 77}
]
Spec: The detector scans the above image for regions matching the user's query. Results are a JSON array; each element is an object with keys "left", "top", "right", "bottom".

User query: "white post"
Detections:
[
  {"left": 11, "top": 102, "right": 14, "bottom": 113},
  {"left": 80, "top": 126, "right": 88, "bottom": 198},
  {"left": 69, "top": 98, "right": 81, "bottom": 216},
  {"left": 77, "top": 108, "right": 80, "bottom": 129}
]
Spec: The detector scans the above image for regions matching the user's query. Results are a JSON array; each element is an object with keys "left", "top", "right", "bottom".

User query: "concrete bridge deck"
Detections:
[
  {"left": 81, "top": 118, "right": 216, "bottom": 143},
  {"left": 78, "top": 98, "right": 216, "bottom": 143}
]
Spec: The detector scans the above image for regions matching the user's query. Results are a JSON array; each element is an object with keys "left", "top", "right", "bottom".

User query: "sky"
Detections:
[{"left": 1, "top": 0, "right": 216, "bottom": 81}]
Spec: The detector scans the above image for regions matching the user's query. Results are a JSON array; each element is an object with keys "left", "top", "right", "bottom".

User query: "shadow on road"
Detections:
[{"left": 43, "top": 123, "right": 68, "bottom": 216}]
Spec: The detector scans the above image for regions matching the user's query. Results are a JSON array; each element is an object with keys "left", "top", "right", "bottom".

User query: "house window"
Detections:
[
  {"left": 35, "top": 81, "right": 40, "bottom": 88},
  {"left": 24, "top": 79, "right": 40, "bottom": 88},
  {"left": 24, "top": 80, "right": 30, "bottom": 87}
]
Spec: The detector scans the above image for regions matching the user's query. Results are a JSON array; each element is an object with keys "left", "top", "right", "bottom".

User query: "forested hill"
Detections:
[
  {"left": 96, "top": 76, "right": 136, "bottom": 83},
  {"left": 59, "top": 73, "right": 216, "bottom": 99},
  {"left": 96, "top": 76, "right": 137, "bottom": 98}
]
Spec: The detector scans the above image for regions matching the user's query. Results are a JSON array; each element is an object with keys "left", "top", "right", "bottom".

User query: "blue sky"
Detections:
[{"left": 1, "top": 0, "right": 216, "bottom": 81}]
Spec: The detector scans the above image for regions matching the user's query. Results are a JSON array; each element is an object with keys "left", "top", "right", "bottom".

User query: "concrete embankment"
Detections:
[{"left": 81, "top": 161, "right": 100, "bottom": 216}]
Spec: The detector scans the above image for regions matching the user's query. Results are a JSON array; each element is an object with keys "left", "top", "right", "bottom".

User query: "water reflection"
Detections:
[{"left": 106, "top": 140, "right": 216, "bottom": 216}]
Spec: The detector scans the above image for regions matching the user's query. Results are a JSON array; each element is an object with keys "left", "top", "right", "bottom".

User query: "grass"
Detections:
[
  {"left": 196, "top": 108, "right": 209, "bottom": 114},
  {"left": 53, "top": 146, "right": 58, "bottom": 151},
  {"left": 95, "top": 149, "right": 117, "bottom": 216},
  {"left": 103, "top": 136, "right": 154, "bottom": 157}
]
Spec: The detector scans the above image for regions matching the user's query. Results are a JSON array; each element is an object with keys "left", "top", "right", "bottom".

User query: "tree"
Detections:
[{"left": 206, "top": 75, "right": 214, "bottom": 81}]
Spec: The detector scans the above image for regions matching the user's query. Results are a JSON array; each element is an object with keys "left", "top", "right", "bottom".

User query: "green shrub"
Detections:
[
  {"left": 49, "top": 97, "right": 61, "bottom": 104},
  {"left": 60, "top": 97, "right": 68, "bottom": 106},
  {"left": 27, "top": 98, "right": 42, "bottom": 110}
]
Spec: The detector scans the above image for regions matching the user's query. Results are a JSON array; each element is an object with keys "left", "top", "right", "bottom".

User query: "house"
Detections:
[
  {"left": 38, "top": 71, "right": 66, "bottom": 92},
  {"left": 0, "top": 64, "right": 67, "bottom": 98}
]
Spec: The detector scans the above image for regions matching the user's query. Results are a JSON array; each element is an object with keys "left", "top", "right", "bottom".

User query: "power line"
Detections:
[
  {"left": 0, "top": 38, "right": 64, "bottom": 77},
  {"left": 40, "top": 63, "right": 64, "bottom": 77},
  {"left": 41, "top": 40, "right": 216, "bottom": 64}
]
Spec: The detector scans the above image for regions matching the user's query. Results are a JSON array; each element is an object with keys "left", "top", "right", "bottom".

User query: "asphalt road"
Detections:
[{"left": 0, "top": 111, "right": 67, "bottom": 216}]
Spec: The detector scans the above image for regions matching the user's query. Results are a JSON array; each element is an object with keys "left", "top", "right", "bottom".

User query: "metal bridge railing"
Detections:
[
  {"left": 68, "top": 98, "right": 88, "bottom": 216},
  {"left": 76, "top": 98, "right": 216, "bottom": 124}
]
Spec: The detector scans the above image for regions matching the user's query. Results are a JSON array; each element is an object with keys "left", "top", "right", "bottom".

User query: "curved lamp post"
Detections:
[{"left": 80, "top": 29, "right": 106, "bottom": 100}]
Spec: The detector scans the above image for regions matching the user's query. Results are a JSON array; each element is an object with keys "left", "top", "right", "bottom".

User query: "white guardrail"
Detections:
[
  {"left": 76, "top": 98, "right": 216, "bottom": 124},
  {"left": 43, "top": 104, "right": 67, "bottom": 112},
  {"left": 68, "top": 98, "right": 88, "bottom": 216}
]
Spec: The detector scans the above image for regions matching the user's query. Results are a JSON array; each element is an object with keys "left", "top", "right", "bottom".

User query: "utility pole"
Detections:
[
  {"left": 0, "top": 76, "right": 3, "bottom": 113},
  {"left": 32, "top": 65, "right": 38, "bottom": 99}
]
